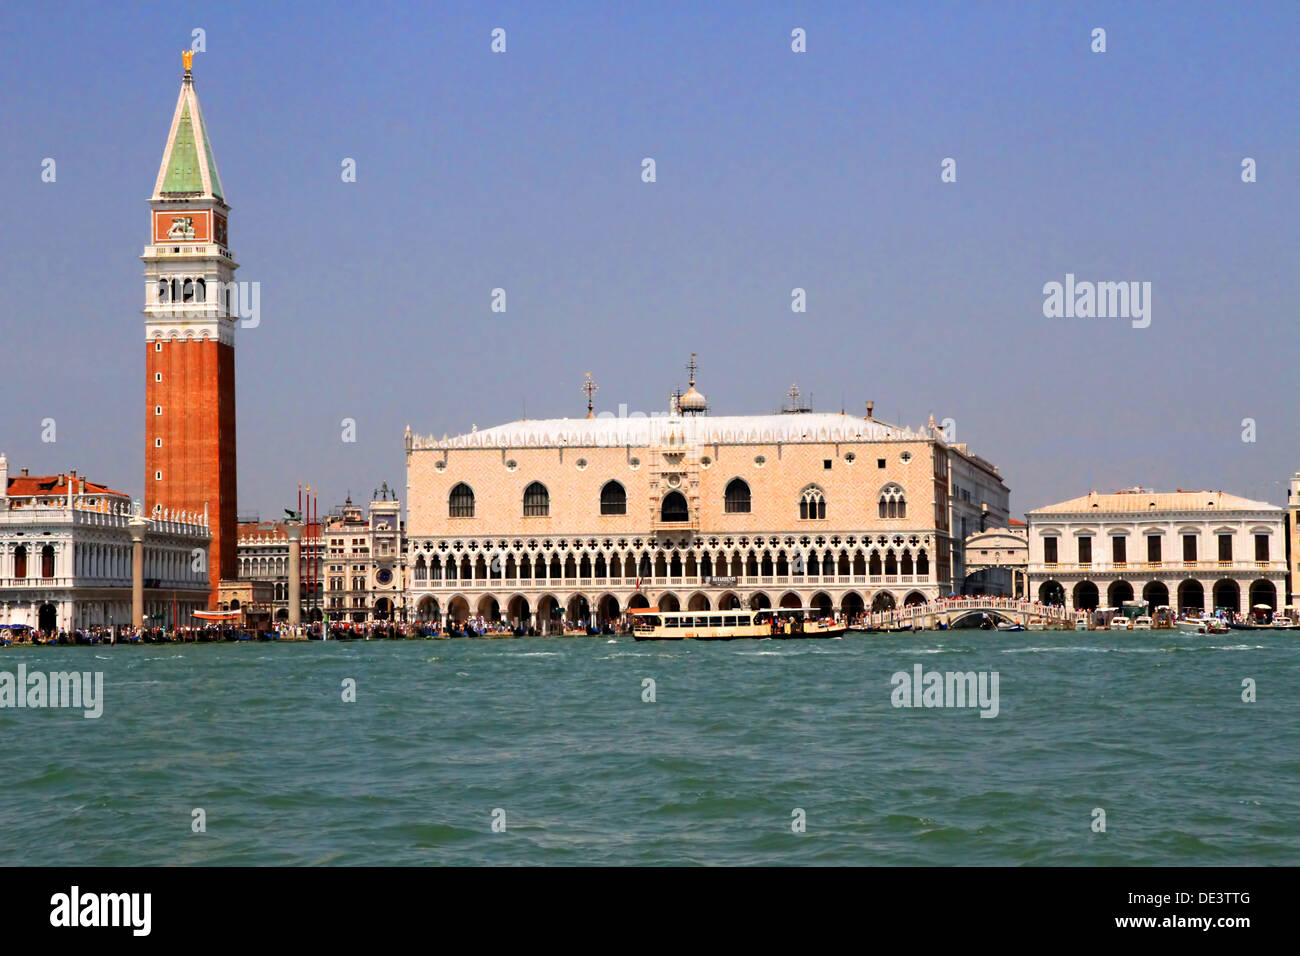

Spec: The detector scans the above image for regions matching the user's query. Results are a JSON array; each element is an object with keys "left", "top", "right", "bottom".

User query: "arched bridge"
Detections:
[{"left": 866, "top": 596, "right": 1080, "bottom": 631}]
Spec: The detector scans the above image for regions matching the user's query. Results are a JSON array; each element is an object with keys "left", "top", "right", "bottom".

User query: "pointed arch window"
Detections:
[
  {"left": 600, "top": 481, "right": 627, "bottom": 515},
  {"left": 799, "top": 486, "right": 827, "bottom": 520},
  {"left": 879, "top": 484, "right": 906, "bottom": 519},
  {"left": 523, "top": 482, "right": 550, "bottom": 517},
  {"left": 661, "top": 491, "right": 689, "bottom": 523},
  {"left": 448, "top": 483, "right": 475, "bottom": 518},
  {"left": 724, "top": 478, "right": 751, "bottom": 514}
]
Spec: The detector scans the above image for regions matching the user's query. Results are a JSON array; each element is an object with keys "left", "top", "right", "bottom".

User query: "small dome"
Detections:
[{"left": 678, "top": 385, "right": 708, "bottom": 412}]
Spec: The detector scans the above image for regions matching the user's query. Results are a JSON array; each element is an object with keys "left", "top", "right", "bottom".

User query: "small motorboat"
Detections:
[
  {"left": 995, "top": 621, "right": 1025, "bottom": 632},
  {"left": 1132, "top": 615, "right": 1153, "bottom": 629}
]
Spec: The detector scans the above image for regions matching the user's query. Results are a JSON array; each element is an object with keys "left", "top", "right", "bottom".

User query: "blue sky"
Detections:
[{"left": 1, "top": 1, "right": 1297, "bottom": 517}]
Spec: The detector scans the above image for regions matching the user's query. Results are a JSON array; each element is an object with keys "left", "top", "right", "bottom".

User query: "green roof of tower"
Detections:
[
  {"left": 161, "top": 102, "right": 202, "bottom": 195},
  {"left": 153, "top": 63, "right": 225, "bottom": 202},
  {"left": 198, "top": 110, "right": 224, "bottom": 199}
]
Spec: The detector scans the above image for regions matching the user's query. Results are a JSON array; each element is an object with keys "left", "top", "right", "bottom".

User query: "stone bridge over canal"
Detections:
[{"left": 865, "top": 596, "right": 1080, "bottom": 630}]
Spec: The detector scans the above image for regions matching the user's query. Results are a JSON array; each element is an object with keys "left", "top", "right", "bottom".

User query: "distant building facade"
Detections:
[
  {"left": 947, "top": 444, "right": 1011, "bottom": 589},
  {"left": 217, "top": 579, "right": 276, "bottom": 628},
  {"left": 1026, "top": 489, "right": 1287, "bottom": 613},
  {"left": 1287, "top": 472, "right": 1300, "bottom": 608},
  {"left": 323, "top": 483, "right": 406, "bottom": 623},
  {"left": 236, "top": 517, "right": 324, "bottom": 621},
  {"left": 404, "top": 375, "right": 1008, "bottom": 631},
  {"left": 962, "top": 525, "right": 1027, "bottom": 597},
  {"left": 0, "top": 455, "right": 210, "bottom": 632}
]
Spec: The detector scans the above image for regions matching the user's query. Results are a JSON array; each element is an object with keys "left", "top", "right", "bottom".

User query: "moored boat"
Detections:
[
  {"left": 1227, "top": 605, "right": 1300, "bottom": 630},
  {"left": 630, "top": 608, "right": 847, "bottom": 641},
  {"left": 1176, "top": 615, "right": 1229, "bottom": 635}
]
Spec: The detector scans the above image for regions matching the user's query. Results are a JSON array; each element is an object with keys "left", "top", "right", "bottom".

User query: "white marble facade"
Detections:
[{"left": 0, "top": 454, "right": 210, "bottom": 632}]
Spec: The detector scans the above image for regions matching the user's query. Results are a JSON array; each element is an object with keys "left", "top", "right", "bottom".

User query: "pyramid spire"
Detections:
[{"left": 152, "top": 52, "right": 225, "bottom": 201}]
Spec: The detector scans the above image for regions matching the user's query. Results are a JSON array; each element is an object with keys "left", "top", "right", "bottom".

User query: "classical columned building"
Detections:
[
  {"left": 1026, "top": 489, "right": 1287, "bottom": 614},
  {"left": 0, "top": 455, "right": 210, "bottom": 632},
  {"left": 236, "top": 517, "right": 324, "bottom": 622},
  {"left": 404, "top": 375, "right": 1005, "bottom": 631}
]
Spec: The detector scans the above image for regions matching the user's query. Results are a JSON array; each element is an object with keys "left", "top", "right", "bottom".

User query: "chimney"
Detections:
[
  {"left": 0, "top": 452, "right": 7, "bottom": 500},
  {"left": 865, "top": 401, "right": 874, "bottom": 421},
  {"left": 21, "top": 468, "right": 29, "bottom": 476}
]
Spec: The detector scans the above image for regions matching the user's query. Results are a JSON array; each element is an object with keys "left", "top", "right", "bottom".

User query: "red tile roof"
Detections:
[{"left": 6, "top": 473, "right": 128, "bottom": 499}]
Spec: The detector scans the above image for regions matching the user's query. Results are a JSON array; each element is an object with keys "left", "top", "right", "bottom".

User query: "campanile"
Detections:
[{"left": 143, "top": 52, "right": 238, "bottom": 605}]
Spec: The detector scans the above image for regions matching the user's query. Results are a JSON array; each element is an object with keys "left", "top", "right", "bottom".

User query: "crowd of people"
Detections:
[
  {"left": 3, "top": 611, "right": 877, "bottom": 645},
  {"left": 410, "top": 616, "right": 618, "bottom": 637},
  {"left": 0, "top": 624, "right": 264, "bottom": 645}
]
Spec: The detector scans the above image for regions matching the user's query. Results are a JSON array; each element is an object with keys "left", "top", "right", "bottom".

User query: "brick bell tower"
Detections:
[{"left": 143, "top": 51, "right": 238, "bottom": 605}]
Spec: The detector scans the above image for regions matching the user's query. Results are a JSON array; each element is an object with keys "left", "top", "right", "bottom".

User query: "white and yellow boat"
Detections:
[{"left": 630, "top": 608, "right": 847, "bottom": 641}]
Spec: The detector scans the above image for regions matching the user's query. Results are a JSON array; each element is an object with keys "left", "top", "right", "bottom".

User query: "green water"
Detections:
[{"left": 1, "top": 631, "right": 1297, "bottom": 865}]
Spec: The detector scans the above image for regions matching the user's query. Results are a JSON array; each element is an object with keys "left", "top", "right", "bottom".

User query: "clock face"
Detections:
[{"left": 376, "top": 568, "right": 393, "bottom": 585}]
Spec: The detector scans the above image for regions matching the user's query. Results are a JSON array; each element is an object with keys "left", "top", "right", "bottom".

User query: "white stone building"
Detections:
[
  {"left": 962, "top": 525, "right": 1028, "bottom": 597},
  {"left": 0, "top": 454, "right": 211, "bottom": 632},
  {"left": 237, "top": 516, "right": 325, "bottom": 621},
  {"left": 1026, "top": 488, "right": 1287, "bottom": 614}
]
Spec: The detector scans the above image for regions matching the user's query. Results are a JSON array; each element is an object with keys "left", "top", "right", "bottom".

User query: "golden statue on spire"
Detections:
[{"left": 183, "top": 50, "right": 194, "bottom": 72}]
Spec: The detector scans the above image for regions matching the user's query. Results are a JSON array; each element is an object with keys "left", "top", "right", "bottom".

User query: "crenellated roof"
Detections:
[{"left": 410, "top": 412, "right": 934, "bottom": 451}]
